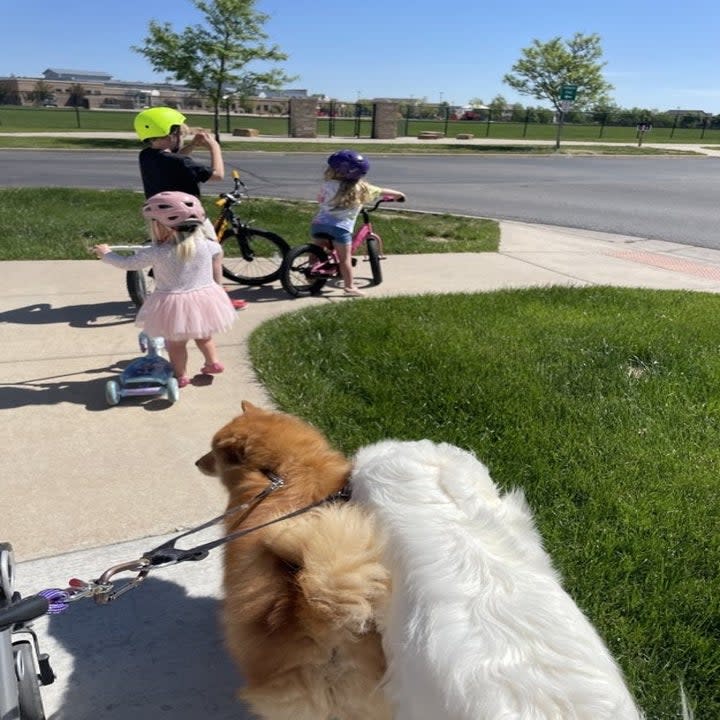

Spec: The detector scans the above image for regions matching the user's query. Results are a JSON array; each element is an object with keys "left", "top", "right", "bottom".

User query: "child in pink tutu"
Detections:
[{"left": 93, "top": 191, "right": 236, "bottom": 388}]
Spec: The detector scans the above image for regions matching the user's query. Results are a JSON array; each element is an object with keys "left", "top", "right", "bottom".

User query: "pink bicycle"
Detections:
[{"left": 280, "top": 196, "right": 404, "bottom": 297}]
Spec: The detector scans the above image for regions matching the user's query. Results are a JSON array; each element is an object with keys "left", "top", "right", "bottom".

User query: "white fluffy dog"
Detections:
[{"left": 350, "top": 439, "right": 643, "bottom": 720}]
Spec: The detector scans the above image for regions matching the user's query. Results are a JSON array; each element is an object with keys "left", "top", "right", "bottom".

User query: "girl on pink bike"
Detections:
[{"left": 310, "top": 150, "right": 405, "bottom": 296}]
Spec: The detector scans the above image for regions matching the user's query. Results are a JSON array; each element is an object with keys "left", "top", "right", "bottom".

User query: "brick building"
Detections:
[{"left": 0, "top": 69, "right": 313, "bottom": 114}]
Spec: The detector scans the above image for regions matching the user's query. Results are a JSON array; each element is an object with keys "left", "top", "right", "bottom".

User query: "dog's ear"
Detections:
[
  {"left": 241, "top": 399, "right": 259, "bottom": 414},
  {"left": 214, "top": 436, "right": 246, "bottom": 468}
]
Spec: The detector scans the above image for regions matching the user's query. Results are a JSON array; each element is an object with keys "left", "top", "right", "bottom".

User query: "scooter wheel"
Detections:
[
  {"left": 15, "top": 641, "right": 46, "bottom": 720},
  {"left": 166, "top": 377, "right": 180, "bottom": 404},
  {"left": 105, "top": 380, "right": 120, "bottom": 406}
]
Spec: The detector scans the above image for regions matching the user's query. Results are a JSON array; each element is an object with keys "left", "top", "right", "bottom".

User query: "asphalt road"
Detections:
[{"left": 3, "top": 150, "right": 720, "bottom": 249}]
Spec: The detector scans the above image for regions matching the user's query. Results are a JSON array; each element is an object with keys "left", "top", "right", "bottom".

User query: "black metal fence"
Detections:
[
  {"left": 315, "top": 101, "right": 374, "bottom": 138},
  {"left": 397, "top": 104, "right": 720, "bottom": 142}
]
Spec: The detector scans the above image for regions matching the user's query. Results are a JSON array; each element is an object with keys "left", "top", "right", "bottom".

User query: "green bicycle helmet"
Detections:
[{"left": 134, "top": 106, "right": 187, "bottom": 140}]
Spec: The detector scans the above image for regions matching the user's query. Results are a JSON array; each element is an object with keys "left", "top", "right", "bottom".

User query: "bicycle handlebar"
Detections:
[
  {"left": 216, "top": 171, "right": 248, "bottom": 207},
  {"left": 367, "top": 195, "right": 406, "bottom": 212},
  {"left": 105, "top": 245, "right": 145, "bottom": 252},
  {"left": 0, "top": 595, "right": 49, "bottom": 631}
]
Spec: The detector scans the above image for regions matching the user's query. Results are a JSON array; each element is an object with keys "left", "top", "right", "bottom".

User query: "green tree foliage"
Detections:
[
  {"left": 503, "top": 32, "right": 613, "bottom": 112},
  {"left": 28, "top": 80, "right": 53, "bottom": 106},
  {"left": 0, "top": 80, "right": 20, "bottom": 105},
  {"left": 133, "top": 0, "right": 294, "bottom": 138},
  {"left": 68, "top": 84, "right": 87, "bottom": 108},
  {"left": 489, "top": 94, "right": 509, "bottom": 119}
]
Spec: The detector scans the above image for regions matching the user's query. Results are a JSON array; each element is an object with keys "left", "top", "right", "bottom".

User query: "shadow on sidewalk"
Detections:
[
  {"left": 225, "top": 283, "right": 295, "bottom": 305},
  {"left": 0, "top": 301, "right": 136, "bottom": 328},
  {"left": 45, "top": 576, "right": 251, "bottom": 720}
]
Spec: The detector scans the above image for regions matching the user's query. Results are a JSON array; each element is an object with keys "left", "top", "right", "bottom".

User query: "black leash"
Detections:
[
  {"left": 41, "top": 471, "right": 351, "bottom": 607},
  {"left": 141, "top": 471, "right": 351, "bottom": 568}
]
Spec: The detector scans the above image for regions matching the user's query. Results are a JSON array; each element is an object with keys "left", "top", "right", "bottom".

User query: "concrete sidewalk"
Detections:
[{"left": 5, "top": 221, "right": 720, "bottom": 719}]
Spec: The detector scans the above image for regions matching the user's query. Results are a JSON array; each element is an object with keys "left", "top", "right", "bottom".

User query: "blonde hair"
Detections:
[
  {"left": 324, "top": 167, "right": 373, "bottom": 209},
  {"left": 150, "top": 220, "right": 204, "bottom": 260}
]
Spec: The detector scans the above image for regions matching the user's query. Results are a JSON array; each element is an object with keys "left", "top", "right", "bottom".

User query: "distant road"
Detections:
[{"left": 3, "top": 149, "right": 720, "bottom": 249}]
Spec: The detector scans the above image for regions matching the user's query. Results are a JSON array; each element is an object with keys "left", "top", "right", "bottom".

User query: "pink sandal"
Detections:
[
  {"left": 177, "top": 376, "right": 191, "bottom": 388},
  {"left": 201, "top": 362, "right": 224, "bottom": 375}
]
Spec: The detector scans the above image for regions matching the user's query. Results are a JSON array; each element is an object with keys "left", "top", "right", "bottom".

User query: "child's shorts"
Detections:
[{"left": 310, "top": 223, "right": 353, "bottom": 246}]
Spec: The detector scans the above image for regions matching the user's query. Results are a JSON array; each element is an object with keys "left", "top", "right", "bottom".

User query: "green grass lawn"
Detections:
[
  {"left": 249, "top": 288, "right": 720, "bottom": 719},
  {"left": 0, "top": 188, "right": 498, "bottom": 260}
]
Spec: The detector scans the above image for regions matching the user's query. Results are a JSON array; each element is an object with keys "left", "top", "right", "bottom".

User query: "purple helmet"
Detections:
[{"left": 327, "top": 149, "right": 370, "bottom": 180}]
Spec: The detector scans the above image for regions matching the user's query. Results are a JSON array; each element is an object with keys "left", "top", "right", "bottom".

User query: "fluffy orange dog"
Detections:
[{"left": 195, "top": 401, "right": 391, "bottom": 720}]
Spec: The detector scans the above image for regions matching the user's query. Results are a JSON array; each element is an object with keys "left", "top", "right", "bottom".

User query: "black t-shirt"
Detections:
[{"left": 139, "top": 148, "right": 213, "bottom": 199}]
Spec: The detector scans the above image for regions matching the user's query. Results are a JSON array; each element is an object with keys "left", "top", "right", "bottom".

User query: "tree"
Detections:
[
  {"left": 509, "top": 103, "right": 526, "bottom": 122},
  {"left": 503, "top": 32, "right": 613, "bottom": 112},
  {"left": 68, "top": 83, "right": 87, "bottom": 108},
  {"left": 0, "top": 80, "right": 20, "bottom": 105},
  {"left": 133, "top": 0, "right": 295, "bottom": 139},
  {"left": 489, "top": 94, "right": 509, "bottom": 120},
  {"left": 28, "top": 80, "right": 54, "bottom": 106}
]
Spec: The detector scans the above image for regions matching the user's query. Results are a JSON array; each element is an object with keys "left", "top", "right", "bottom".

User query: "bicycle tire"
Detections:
[
  {"left": 281, "top": 244, "right": 330, "bottom": 297},
  {"left": 366, "top": 235, "right": 383, "bottom": 286},
  {"left": 221, "top": 227, "right": 290, "bottom": 286},
  {"left": 125, "top": 241, "right": 154, "bottom": 309},
  {"left": 126, "top": 270, "right": 149, "bottom": 309},
  {"left": 15, "top": 642, "right": 46, "bottom": 720}
]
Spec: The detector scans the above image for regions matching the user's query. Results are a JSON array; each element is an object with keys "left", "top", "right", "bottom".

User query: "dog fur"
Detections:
[
  {"left": 350, "top": 439, "right": 643, "bottom": 720},
  {"left": 195, "top": 401, "right": 391, "bottom": 720}
]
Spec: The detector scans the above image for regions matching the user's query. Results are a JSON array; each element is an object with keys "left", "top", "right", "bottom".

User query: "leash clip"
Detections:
[{"left": 93, "top": 558, "right": 151, "bottom": 604}]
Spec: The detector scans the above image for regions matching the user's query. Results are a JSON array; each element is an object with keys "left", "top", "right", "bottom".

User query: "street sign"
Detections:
[
  {"left": 559, "top": 100, "right": 573, "bottom": 113},
  {"left": 560, "top": 84, "right": 578, "bottom": 101}
]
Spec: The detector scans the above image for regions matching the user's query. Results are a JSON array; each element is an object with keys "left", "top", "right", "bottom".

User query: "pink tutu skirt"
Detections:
[{"left": 135, "top": 284, "right": 236, "bottom": 341}]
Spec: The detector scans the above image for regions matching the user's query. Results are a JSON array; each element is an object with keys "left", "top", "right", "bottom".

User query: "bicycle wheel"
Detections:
[
  {"left": 15, "top": 642, "right": 46, "bottom": 720},
  {"left": 221, "top": 227, "right": 289, "bottom": 286},
  {"left": 281, "top": 244, "right": 330, "bottom": 297},
  {"left": 366, "top": 235, "right": 383, "bottom": 286},
  {"left": 125, "top": 269, "right": 154, "bottom": 309},
  {"left": 125, "top": 241, "right": 154, "bottom": 309}
]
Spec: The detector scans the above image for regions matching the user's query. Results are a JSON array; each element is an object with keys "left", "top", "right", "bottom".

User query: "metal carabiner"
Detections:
[{"left": 93, "top": 558, "right": 151, "bottom": 605}]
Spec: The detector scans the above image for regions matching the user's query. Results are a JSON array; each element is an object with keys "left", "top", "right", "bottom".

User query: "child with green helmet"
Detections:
[
  {"left": 134, "top": 106, "right": 225, "bottom": 200},
  {"left": 134, "top": 106, "right": 248, "bottom": 310}
]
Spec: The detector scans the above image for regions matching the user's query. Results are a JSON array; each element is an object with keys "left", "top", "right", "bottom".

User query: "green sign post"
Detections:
[{"left": 555, "top": 85, "right": 578, "bottom": 149}]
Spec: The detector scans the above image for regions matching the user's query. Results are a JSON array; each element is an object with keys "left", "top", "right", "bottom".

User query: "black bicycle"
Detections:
[{"left": 126, "top": 170, "right": 290, "bottom": 308}]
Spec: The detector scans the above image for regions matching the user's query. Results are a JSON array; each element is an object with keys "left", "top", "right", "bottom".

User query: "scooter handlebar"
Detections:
[{"left": 0, "top": 595, "right": 49, "bottom": 631}]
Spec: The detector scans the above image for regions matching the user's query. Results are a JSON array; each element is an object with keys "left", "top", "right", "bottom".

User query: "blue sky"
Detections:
[{"left": 3, "top": 0, "right": 720, "bottom": 112}]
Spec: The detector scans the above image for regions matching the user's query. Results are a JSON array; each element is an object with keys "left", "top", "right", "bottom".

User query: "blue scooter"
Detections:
[{"left": 105, "top": 333, "right": 179, "bottom": 405}]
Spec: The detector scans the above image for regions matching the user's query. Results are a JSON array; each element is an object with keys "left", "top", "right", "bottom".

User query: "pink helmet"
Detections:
[{"left": 142, "top": 191, "right": 206, "bottom": 228}]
